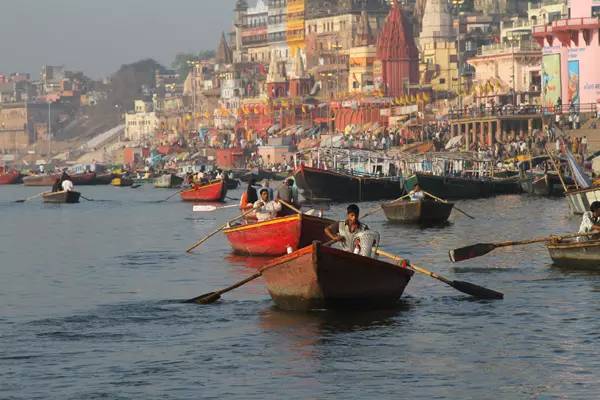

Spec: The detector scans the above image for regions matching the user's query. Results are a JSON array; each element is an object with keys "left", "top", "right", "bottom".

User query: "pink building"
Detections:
[{"left": 533, "top": 0, "right": 600, "bottom": 109}]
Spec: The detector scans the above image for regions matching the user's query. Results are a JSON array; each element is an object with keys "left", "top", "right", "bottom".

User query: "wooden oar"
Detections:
[
  {"left": 423, "top": 191, "right": 475, "bottom": 219},
  {"left": 376, "top": 249, "right": 504, "bottom": 300},
  {"left": 279, "top": 199, "right": 302, "bottom": 214},
  {"left": 449, "top": 232, "right": 592, "bottom": 262},
  {"left": 80, "top": 195, "right": 94, "bottom": 201},
  {"left": 185, "top": 239, "right": 338, "bottom": 304},
  {"left": 186, "top": 207, "right": 256, "bottom": 253},
  {"left": 155, "top": 188, "right": 185, "bottom": 203},
  {"left": 15, "top": 192, "right": 45, "bottom": 203},
  {"left": 192, "top": 204, "right": 238, "bottom": 212}
]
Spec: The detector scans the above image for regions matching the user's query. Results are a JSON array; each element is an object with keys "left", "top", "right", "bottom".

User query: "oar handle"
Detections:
[
  {"left": 279, "top": 199, "right": 302, "bottom": 214},
  {"left": 376, "top": 249, "right": 451, "bottom": 284},
  {"left": 215, "top": 272, "right": 262, "bottom": 296},
  {"left": 494, "top": 232, "right": 595, "bottom": 247}
]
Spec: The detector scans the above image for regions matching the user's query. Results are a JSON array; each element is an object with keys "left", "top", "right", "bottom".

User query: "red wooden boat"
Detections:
[
  {"left": 223, "top": 213, "right": 334, "bottom": 256},
  {"left": 180, "top": 180, "right": 228, "bottom": 202},
  {"left": 0, "top": 170, "right": 23, "bottom": 184},
  {"left": 260, "top": 241, "right": 414, "bottom": 311},
  {"left": 23, "top": 172, "right": 97, "bottom": 186}
]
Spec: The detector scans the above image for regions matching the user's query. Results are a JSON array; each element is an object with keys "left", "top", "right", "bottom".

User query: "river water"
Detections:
[{"left": 1, "top": 185, "right": 600, "bottom": 399}]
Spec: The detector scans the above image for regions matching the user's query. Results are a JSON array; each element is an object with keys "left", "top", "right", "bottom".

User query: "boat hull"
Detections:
[
  {"left": 261, "top": 242, "right": 414, "bottom": 311},
  {"left": 519, "top": 172, "right": 568, "bottom": 196},
  {"left": 0, "top": 171, "right": 23, "bottom": 184},
  {"left": 42, "top": 191, "right": 81, "bottom": 204},
  {"left": 154, "top": 174, "right": 184, "bottom": 188},
  {"left": 381, "top": 199, "right": 453, "bottom": 224},
  {"left": 23, "top": 172, "right": 97, "bottom": 186},
  {"left": 293, "top": 165, "right": 403, "bottom": 202},
  {"left": 180, "top": 180, "right": 227, "bottom": 202},
  {"left": 565, "top": 186, "right": 600, "bottom": 215},
  {"left": 92, "top": 173, "right": 114, "bottom": 185},
  {"left": 223, "top": 214, "right": 334, "bottom": 256},
  {"left": 404, "top": 173, "right": 494, "bottom": 199},
  {"left": 547, "top": 239, "right": 600, "bottom": 269}
]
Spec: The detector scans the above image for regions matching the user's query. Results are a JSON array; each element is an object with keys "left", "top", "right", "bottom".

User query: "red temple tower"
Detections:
[{"left": 375, "top": 0, "right": 419, "bottom": 97}]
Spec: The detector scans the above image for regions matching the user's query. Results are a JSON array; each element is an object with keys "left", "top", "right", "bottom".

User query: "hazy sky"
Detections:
[{"left": 0, "top": 0, "right": 237, "bottom": 78}]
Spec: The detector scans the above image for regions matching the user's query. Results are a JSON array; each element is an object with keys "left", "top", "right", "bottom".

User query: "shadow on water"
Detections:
[{"left": 258, "top": 301, "right": 413, "bottom": 336}]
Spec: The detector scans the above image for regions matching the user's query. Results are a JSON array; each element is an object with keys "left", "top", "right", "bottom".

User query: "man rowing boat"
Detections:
[
  {"left": 578, "top": 201, "right": 600, "bottom": 241},
  {"left": 409, "top": 183, "right": 425, "bottom": 201},
  {"left": 324, "top": 204, "right": 369, "bottom": 252},
  {"left": 253, "top": 188, "right": 282, "bottom": 222}
]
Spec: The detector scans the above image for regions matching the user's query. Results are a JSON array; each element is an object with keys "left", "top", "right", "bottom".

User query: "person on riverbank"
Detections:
[
  {"left": 578, "top": 201, "right": 600, "bottom": 241},
  {"left": 253, "top": 188, "right": 282, "bottom": 222},
  {"left": 324, "top": 204, "right": 369, "bottom": 252}
]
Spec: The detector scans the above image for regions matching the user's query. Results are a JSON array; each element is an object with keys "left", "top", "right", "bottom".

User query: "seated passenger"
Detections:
[{"left": 253, "top": 188, "right": 282, "bottom": 222}]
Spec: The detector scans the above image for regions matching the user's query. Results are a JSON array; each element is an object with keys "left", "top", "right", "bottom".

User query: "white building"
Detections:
[{"left": 125, "top": 100, "right": 158, "bottom": 141}]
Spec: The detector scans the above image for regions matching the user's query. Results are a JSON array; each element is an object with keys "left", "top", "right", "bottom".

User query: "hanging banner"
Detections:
[
  {"left": 567, "top": 60, "right": 580, "bottom": 106},
  {"left": 542, "top": 54, "right": 561, "bottom": 109}
]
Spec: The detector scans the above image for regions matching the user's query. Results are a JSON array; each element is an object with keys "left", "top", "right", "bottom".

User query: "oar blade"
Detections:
[
  {"left": 449, "top": 243, "right": 496, "bottom": 262},
  {"left": 184, "top": 292, "right": 221, "bottom": 304},
  {"left": 451, "top": 280, "right": 504, "bottom": 300},
  {"left": 193, "top": 205, "right": 217, "bottom": 212},
  {"left": 14, "top": 199, "right": 26, "bottom": 203}
]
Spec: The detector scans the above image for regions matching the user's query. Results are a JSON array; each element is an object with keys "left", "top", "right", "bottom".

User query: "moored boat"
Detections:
[
  {"left": 92, "top": 172, "right": 114, "bottom": 185},
  {"left": 565, "top": 186, "right": 600, "bottom": 215},
  {"left": 546, "top": 239, "right": 600, "bottom": 269},
  {"left": 111, "top": 176, "right": 134, "bottom": 187},
  {"left": 404, "top": 173, "right": 494, "bottom": 199},
  {"left": 23, "top": 172, "right": 97, "bottom": 186},
  {"left": 293, "top": 165, "right": 404, "bottom": 202},
  {"left": 381, "top": 199, "right": 453, "bottom": 224},
  {"left": 42, "top": 190, "right": 81, "bottom": 204},
  {"left": 154, "top": 173, "right": 184, "bottom": 188},
  {"left": 260, "top": 241, "right": 414, "bottom": 311},
  {"left": 0, "top": 170, "right": 23, "bottom": 185},
  {"left": 180, "top": 180, "right": 227, "bottom": 202},
  {"left": 223, "top": 213, "right": 334, "bottom": 256}
]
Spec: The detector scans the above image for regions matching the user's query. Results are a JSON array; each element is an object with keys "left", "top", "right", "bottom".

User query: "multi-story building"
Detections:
[
  {"left": 467, "top": 40, "right": 542, "bottom": 103},
  {"left": 501, "top": 1, "right": 567, "bottom": 42},
  {"left": 0, "top": 102, "right": 61, "bottom": 152},
  {"left": 533, "top": 0, "right": 600, "bottom": 108},
  {"left": 267, "top": 0, "right": 289, "bottom": 61},
  {"left": 242, "top": 0, "right": 270, "bottom": 62},
  {"left": 286, "top": 0, "right": 306, "bottom": 57},
  {"left": 418, "top": 0, "right": 459, "bottom": 93},
  {"left": 125, "top": 101, "right": 158, "bottom": 142}
]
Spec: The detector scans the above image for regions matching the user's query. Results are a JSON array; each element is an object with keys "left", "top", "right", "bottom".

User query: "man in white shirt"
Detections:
[
  {"left": 253, "top": 188, "right": 282, "bottom": 222},
  {"left": 409, "top": 184, "right": 426, "bottom": 201},
  {"left": 61, "top": 179, "right": 74, "bottom": 192},
  {"left": 578, "top": 201, "right": 600, "bottom": 241}
]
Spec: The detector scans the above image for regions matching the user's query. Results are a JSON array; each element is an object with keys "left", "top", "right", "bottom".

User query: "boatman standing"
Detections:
[
  {"left": 578, "top": 201, "right": 600, "bottom": 241},
  {"left": 409, "top": 183, "right": 426, "bottom": 201},
  {"left": 253, "top": 188, "right": 282, "bottom": 222},
  {"left": 325, "top": 204, "right": 369, "bottom": 252}
]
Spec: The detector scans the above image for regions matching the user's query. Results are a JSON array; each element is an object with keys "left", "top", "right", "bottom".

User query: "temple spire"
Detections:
[{"left": 216, "top": 32, "right": 233, "bottom": 65}]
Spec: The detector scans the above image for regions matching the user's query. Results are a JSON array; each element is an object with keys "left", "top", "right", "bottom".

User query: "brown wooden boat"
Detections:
[
  {"left": 381, "top": 199, "right": 454, "bottom": 224},
  {"left": 546, "top": 238, "right": 600, "bottom": 269},
  {"left": 260, "top": 241, "right": 414, "bottom": 311},
  {"left": 42, "top": 190, "right": 81, "bottom": 204}
]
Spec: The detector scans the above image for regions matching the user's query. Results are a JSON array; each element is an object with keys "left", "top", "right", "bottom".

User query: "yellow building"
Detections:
[
  {"left": 286, "top": 0, "right": 305, "bottom": 57},
  {"left": 420, "top": 41, "right": 459, "bottom": 93},
  {"left": 348, "top": 45, "right": 377, "bottom": 94}
]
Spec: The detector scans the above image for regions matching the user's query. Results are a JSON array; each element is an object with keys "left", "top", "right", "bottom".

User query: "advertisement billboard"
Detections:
[{"left": 542, "top": 54, "right": 561, "bottom": 109}]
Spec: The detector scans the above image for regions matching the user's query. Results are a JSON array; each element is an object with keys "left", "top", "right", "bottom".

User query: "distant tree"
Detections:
[{"left": 172, "top": 50, "right": 216, "bottom": 82}]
